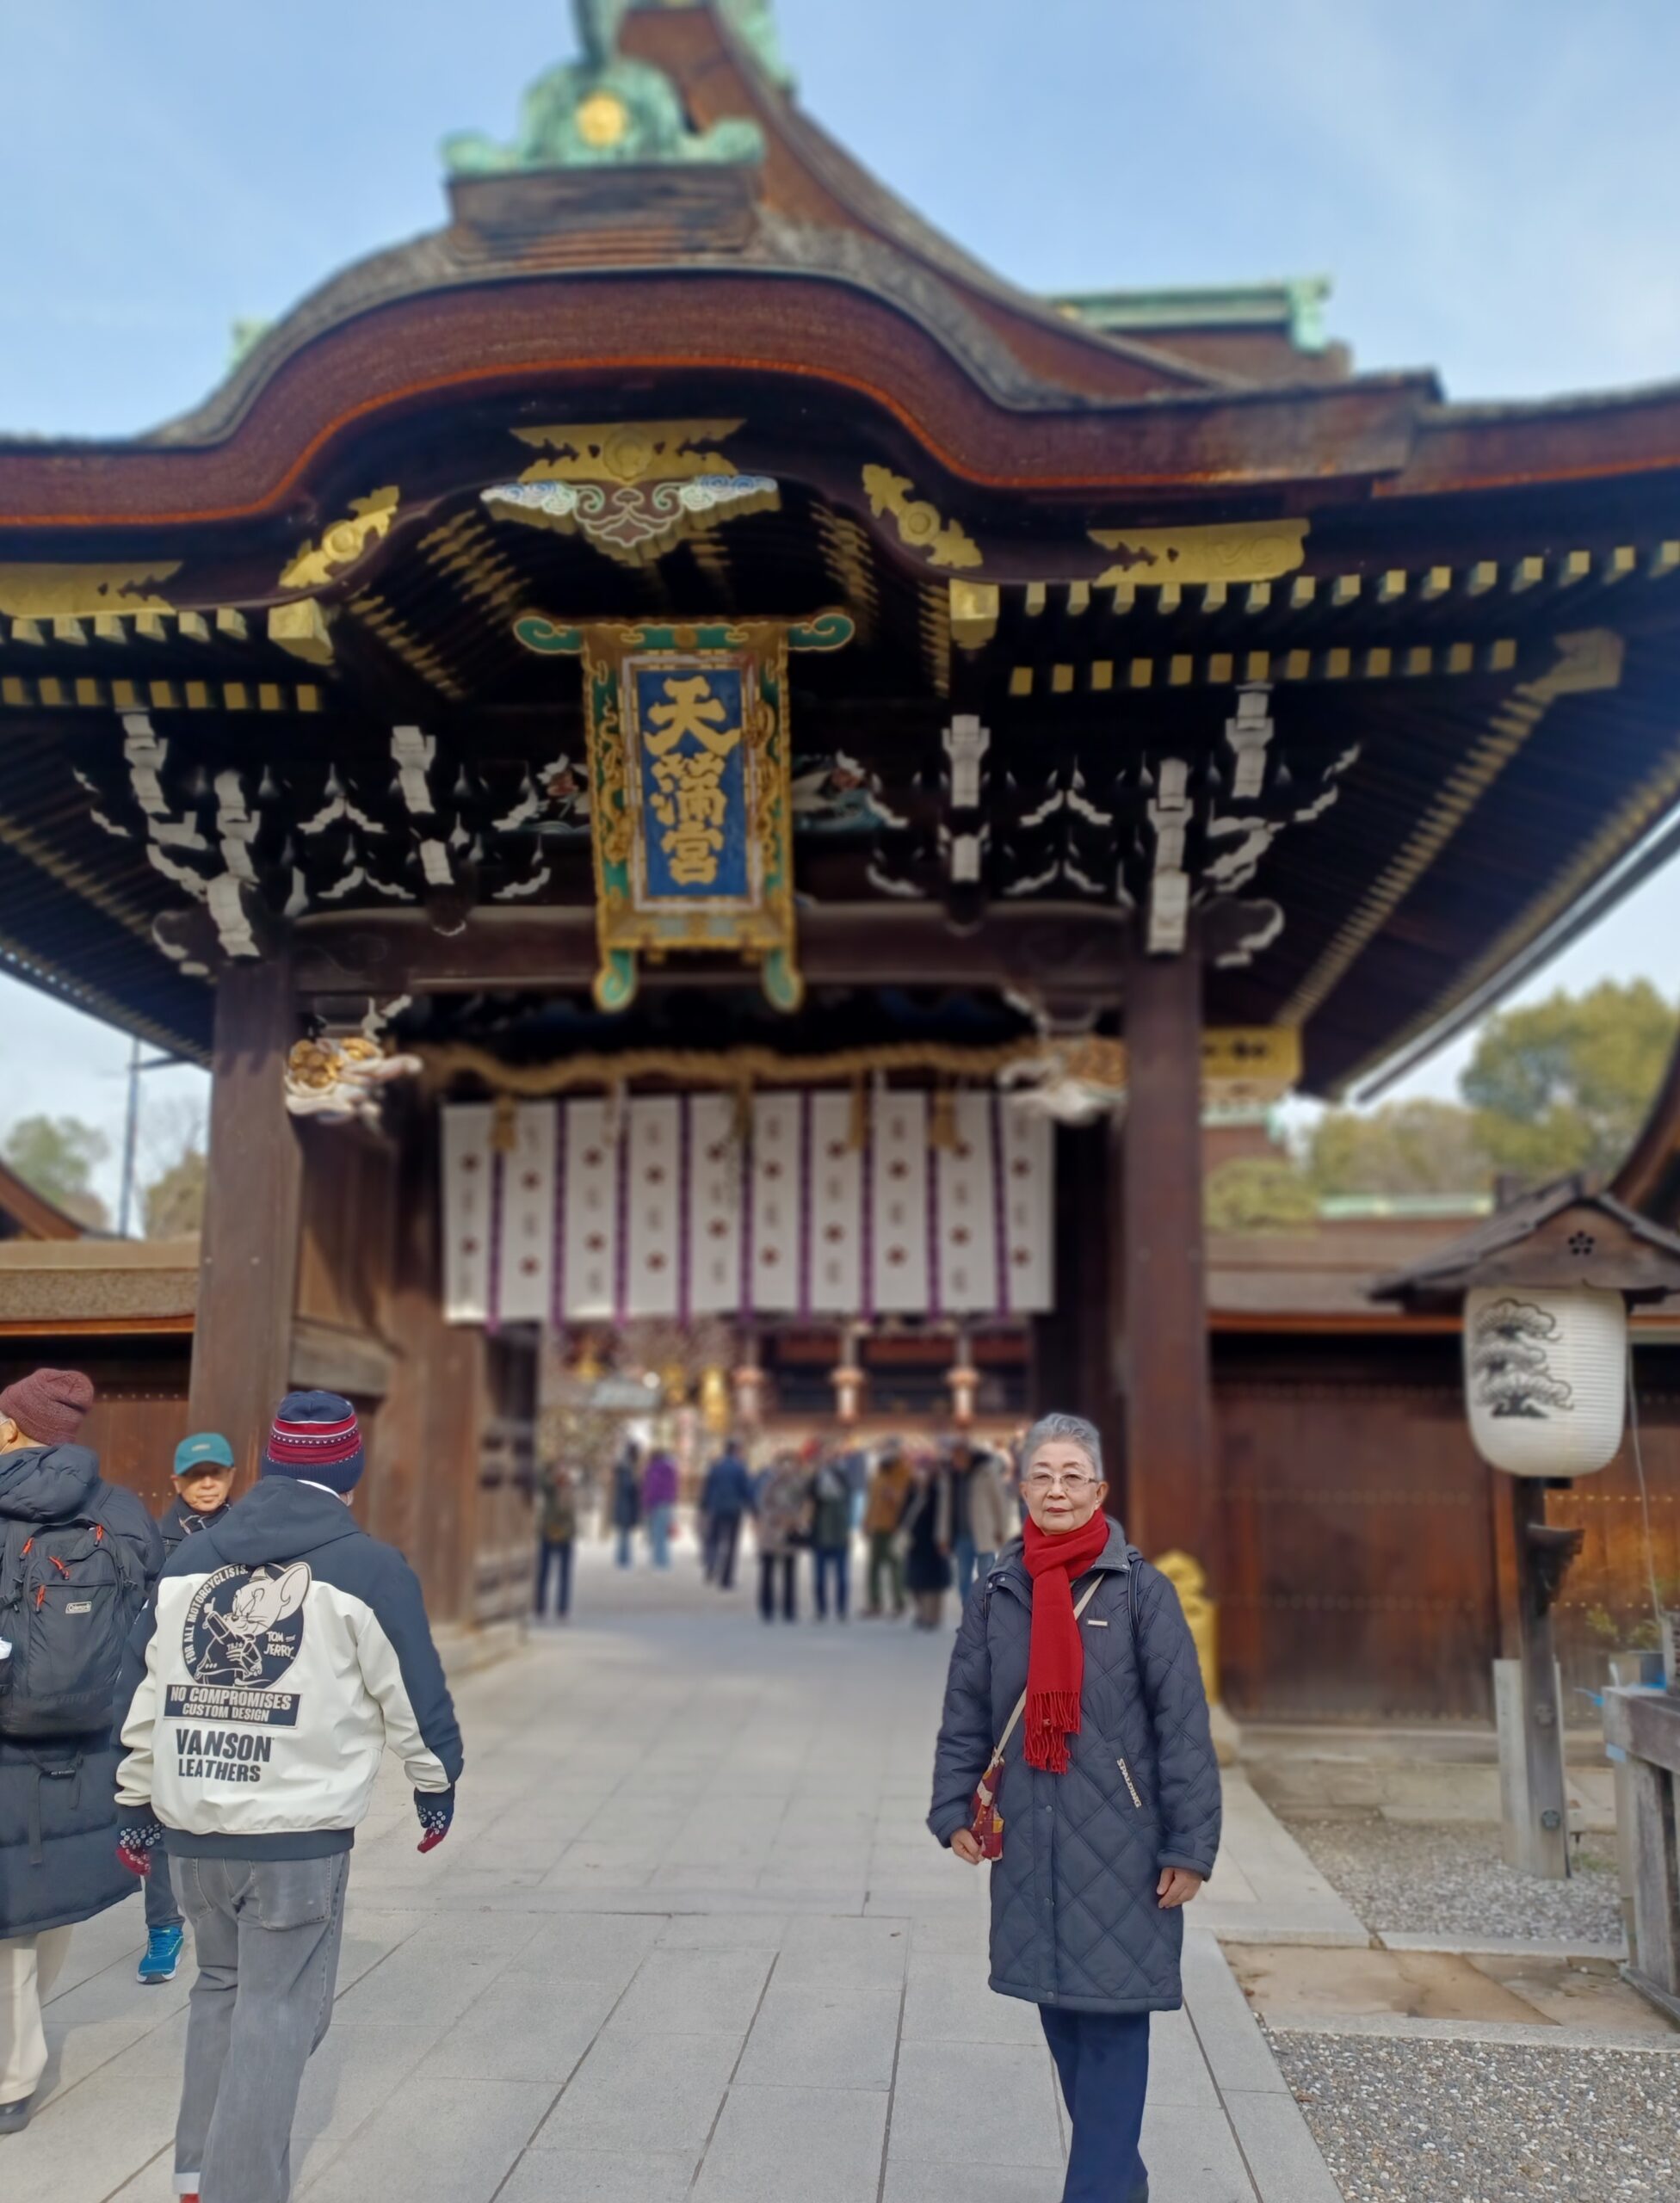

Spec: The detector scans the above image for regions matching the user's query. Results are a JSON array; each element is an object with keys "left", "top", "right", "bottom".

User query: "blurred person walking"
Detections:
[
  {"left": 115, "top": 1391, "right": 463, "bottom": 2203},
  {"left": 957, "top": 1439, "right": 1015, "bottom": 1601},
  {"left": 641, "top": 1444, "right": 678, "bottom": 1569},
  {"left": 139, "top": 1432, "right": 238, "bottom": 1988},
  {"left": 0, "top": 1368, "right": 162, "bottom": 2134},
  {"left": 901, "top": 1449, "right": 954, "bottom": 1629},
  {"left": 610, "top": 1440, "right": 642, "bottom": 1568},
  {"left": 929, "top": 1412, "right": 1220, "bottom": 2203},
  {"left": 862, "top": 1442, "right": 912, "bottom": 1618},
  {"left": 809, "top": 1452, "right": 853, "bottom": 1621},
  {"left": 533, "top": 1459, "right": 578, "bottom": 1621},
  {"left": 700, "top": 1436, "right": 752, "bottom": 1589},
  {"left": 753, "top": 1451, "right": 810, "bottom": 1623},
  {"left": 946, "top": 1436, "right": 981, "bottom": 1604}
]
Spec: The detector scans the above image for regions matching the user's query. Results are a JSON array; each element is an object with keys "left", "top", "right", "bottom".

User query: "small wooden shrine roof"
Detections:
[
  {"left": 1371, "top": 1176, "right": 1680, "bottom": 1308},
  {"left": 0, "top": 1161, "right": 91, "bottom": 1243},
  {"left": 0, "top": 1236, "right": 198, "bottom": 1332},
  {"left": 3, "top": 0, "right": 1680, "bottom": 1095}
]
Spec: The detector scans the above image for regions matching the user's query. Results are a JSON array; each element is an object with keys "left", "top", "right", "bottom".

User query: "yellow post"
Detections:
[{"left": 1152, "top": 1549, "right": 1220, "bottom": 1706}]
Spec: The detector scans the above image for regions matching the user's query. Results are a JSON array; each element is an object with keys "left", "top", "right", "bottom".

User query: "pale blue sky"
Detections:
[{"left": 3, "top": 1, "right": 1678, "bottom": 1208}]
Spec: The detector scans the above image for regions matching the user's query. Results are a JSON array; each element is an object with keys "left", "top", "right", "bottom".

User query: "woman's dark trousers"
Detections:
[
  {"left": 812, "top": 1546, "right": 849, "bottom": 1619},
  {"left": 534, "top": 1537, "right": 573, "bottom": 1617},
  {"left": 1039, "top": 2005, "right": 1150, "bottom": 2202},
  {"left": 707, "top": 1510, "right": 742, "bottom": 1589},
  {"left": 758, "top": 1552, "right": 797, "bottom": 1620}
]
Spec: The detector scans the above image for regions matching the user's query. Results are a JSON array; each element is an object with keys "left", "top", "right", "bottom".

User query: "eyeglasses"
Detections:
[{"left": 1023, "top": 1471, "right": 1098, "bottom": 1494}]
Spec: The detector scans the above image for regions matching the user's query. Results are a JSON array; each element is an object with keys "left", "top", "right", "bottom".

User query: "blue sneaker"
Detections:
[{"left": 138, "top": 1923, "right": 184, "bottom": 1985}]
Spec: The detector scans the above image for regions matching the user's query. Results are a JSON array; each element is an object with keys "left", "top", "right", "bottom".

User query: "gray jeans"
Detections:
[
  {"left": 145, "top": 1853, "right": 183, "bottom": 1932},
  {"left": 174, "top": 1853, "right": 349, "bottom": 2203}
]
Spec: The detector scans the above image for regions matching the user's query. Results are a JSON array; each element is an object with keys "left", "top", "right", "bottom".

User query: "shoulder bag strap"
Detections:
[{"left": 989, "top": 1574, "right": 1105, "bottom": 1762}]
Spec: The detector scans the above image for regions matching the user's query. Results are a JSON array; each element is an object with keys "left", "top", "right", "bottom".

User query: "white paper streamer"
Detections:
[
  {"left": 750, "top": 1094, "right": 802, "bottom": 1314},
  {"left": 442, "top": 1103, "right": 494, "bottom": 1323},
  {"left": 623, "top": 1097, "right": 681, "bottom": 1318},
  {"left": 495, "top": 1102, "right": 559, "bottom": 1323},
  {"left": 871, "top": 1090, "right": 930, "bottom": 1313},
  {"left": 808, "top": 1092, "right": 864, "bottom": 1314},
  {"left": 935, "top": 1093, "right": 999, "bottom": 1313},
  {"left": 688, "top": 1094, "right": 743, "bottom": 1316},
  {"left": 560, "top": 1098, "right": 620, "bottom": 1320}
]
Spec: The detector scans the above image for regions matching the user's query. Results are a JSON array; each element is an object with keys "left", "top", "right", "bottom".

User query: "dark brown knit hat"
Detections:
[{"left": 0, "top": 1367, "right": 95, "bottom": 1445}]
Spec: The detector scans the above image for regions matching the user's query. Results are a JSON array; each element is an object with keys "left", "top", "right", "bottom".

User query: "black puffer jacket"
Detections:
[
  {"left": 0, "top": 1444, "right": 163, "bottom": 1935},
  {"left": 158, "top": 1491, "right": 231, "bottom": 1558},
  {"left": 929, "top": 1520, "right": 1221, "bottom": 2014}
]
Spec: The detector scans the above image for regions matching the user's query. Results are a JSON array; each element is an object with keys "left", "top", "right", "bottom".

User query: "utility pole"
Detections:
[
  {"left": 118, "top": 1034, "right": 143, "bottom": 1237},
  {"left": 115, "top": 1037, "right": 183, "bottom": 1238}
]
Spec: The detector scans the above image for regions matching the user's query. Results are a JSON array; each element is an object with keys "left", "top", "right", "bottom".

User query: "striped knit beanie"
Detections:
[{"left": 262, "top": 1390, "right": 365, "bottom": 1492}]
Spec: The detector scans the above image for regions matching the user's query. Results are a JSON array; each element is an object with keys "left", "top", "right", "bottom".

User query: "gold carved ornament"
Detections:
[
  {"left": 513, "top": 419, "right": 745, "bottom": 485},
  {"left": 0, "top": 564, "right": 181, "bottom": 619},
  {"left": 484, "top": 420, "right": 781, "bottom": 569},
  {"left": 948, "top": 580, "right": 1000, "bottom": 651},
  {"left": 279, "top": 486, "right": 400, "bottom": 592},
  {"left": 1089, "top": 520, "right": 1308, "bottom": 589},
  {"left": 862, "top": 466, "right": 982, "bottom": 571}
]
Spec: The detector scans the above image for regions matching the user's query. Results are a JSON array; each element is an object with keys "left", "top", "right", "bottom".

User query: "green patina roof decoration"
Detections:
[
  {"left": 713, "top": 0, "right": 794, "bottom": 91},
  {"left": 442, "top": 0, "right": 782, "bottom": 176},
  {"left": 1053, "top": 279, "right": 1333, "bottom": 355}
]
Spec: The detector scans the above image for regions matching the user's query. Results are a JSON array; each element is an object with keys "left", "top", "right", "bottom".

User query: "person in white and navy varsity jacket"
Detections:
[{"left": 114, "top": 1392, "right": 463, "bottom": 2203}]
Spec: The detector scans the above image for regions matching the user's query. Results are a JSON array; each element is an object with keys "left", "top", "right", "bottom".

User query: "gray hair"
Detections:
[{"left": 1022, "top": 1412, "right": 1103, "bottom": 1480}]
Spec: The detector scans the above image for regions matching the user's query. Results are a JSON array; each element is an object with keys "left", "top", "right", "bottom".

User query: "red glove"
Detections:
[
  {"left": 117, "top": 1813, "right": 166, "bottom": 1878},
  {"left": 415, "top": 1786, "right": 455, "bottom": 1854}
]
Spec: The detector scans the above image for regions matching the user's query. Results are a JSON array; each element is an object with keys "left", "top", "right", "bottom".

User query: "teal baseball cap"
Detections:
[{"left": 174, "top": 1431, "right": 235, "bottom": 1477}]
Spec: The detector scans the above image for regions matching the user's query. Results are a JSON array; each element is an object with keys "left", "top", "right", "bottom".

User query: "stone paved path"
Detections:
[{"left": 20, "top": 1545, "right": 1341, "bottom": 2202}]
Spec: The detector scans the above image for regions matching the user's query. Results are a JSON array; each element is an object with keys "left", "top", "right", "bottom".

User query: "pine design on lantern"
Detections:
[{"left": 1468, "top": 1297, "right": 1574, "bottom": 1421}]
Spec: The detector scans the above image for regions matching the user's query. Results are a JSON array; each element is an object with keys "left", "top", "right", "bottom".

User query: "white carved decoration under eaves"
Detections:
[{"left": 1138, "top": 685, "right": 1358, "bottom": 966}]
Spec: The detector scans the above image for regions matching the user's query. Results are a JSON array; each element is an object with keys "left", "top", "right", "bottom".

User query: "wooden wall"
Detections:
[
  {"left": 1213, "top": 1331, "right": 1680, "bottom": 1722},
  {"left": 1547, "top": 1342, "right": 1680, "bottom": 1703},
  {"left": 0, "top": 1338, "right": 191, "bottom": 1516},
  {"left": 1214, "top": 1335, "right": 1498, "bottom": 1721},
  {"left": 294, "top": 1120, "right": 395, "bottom": 1342}
]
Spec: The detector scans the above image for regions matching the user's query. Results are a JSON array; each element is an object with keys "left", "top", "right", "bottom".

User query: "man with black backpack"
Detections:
[{"left": 0, "top": 1367, "right": 163, "bottom": 2134}]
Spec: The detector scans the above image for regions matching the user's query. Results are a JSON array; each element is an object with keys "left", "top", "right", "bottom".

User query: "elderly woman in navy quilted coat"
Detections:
[{"left": 930, "top": 1412, "right": 1220, "bottom": 2203}]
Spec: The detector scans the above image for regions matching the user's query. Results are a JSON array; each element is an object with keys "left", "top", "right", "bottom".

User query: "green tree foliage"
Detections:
[
  {"left": 1461, "top": 979, "right": 1678, "bottom": 1183},
  {"left": 1306, "top": 1098, "right": 1492, "bottom": 1198},
  {"left": 1205, "top": 1157, "right": 1319, "bottom": 1232},
  {"left": 141, "top": 1146, "right": 207, "bottom": 1238},
  {"left": 1, "top": 1114, "right": 110, "bottom": 1228}
]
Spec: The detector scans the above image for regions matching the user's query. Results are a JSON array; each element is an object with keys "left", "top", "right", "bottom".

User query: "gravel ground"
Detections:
[
  {"left": 1269, "top": 2030, "right": 1680, "bottom": 2202},
  {"left": 1279, "top": 1812, "right": 1624, "bottom": 1943}
]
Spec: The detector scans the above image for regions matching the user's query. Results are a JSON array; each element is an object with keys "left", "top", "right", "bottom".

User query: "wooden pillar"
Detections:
[
  {"left": 1034, "top": 1121, "right": 1115, "bottom": 1476},
  {"left": 1121, "top": 932, "right": 1214, "bottom": 1569},
  {"left": 187, "top": 954, "right": 304, "bottom": 1480},
  {"left": 1498, "top": 1476, "right": 1576, "bottom": 1879}
]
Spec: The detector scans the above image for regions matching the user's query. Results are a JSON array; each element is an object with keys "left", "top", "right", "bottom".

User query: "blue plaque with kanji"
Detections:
[{"left": 630, "top": 662, "right": 751, "bottom": 902}]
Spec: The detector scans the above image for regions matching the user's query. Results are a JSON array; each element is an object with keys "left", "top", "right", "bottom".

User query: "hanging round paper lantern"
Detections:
[{"left": 1463, "top": 1284, "right": 1627, "bottom": 1477}]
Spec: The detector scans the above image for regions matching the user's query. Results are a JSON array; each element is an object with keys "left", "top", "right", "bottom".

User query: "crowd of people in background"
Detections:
[{"left": 536, "top": 1427, "right": 1026, "bottom": 1632}]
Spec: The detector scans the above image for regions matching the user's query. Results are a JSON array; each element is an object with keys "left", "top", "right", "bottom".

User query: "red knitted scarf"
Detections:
[{"left": 1022, "top": 1512, "right": 1112, "bottom": 1772}]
